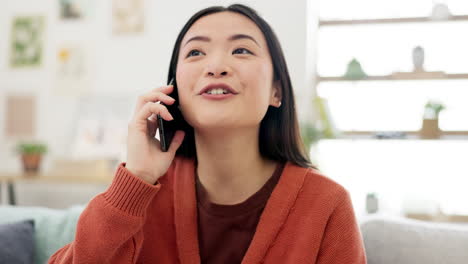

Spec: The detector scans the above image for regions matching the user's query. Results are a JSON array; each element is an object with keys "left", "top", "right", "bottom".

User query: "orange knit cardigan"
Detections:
[{"left": 49, "top": 156, "right": 366, "bottom": 264}]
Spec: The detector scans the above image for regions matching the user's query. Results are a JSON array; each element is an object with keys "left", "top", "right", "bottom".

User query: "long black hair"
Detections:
[{"left": 167, "top": 4, "right": 313, "bottom": 168}]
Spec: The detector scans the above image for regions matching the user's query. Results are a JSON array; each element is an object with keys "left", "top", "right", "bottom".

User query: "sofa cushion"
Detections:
[
  {"left": 0, "top": 205, "right": 85, "bottom": 264},
  {"left": 361, "top": 216, "right": 468, "bottom": 264},
  {"left": 0, "top": 219, "right": 35, "bottom": 264}
]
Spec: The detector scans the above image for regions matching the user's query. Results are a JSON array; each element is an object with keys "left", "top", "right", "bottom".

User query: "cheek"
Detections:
[
  {"left": 175, "top": 64, "right": 200, "bottom": 125},
  {"left": 175, "top": 64, "right": 198, "bottom": 103},
  {"left": 241, "top": 62, "right": 274, "bottom": 103},
  {"left": 176, "top": 64, "right": 197, "bottom": 91}
]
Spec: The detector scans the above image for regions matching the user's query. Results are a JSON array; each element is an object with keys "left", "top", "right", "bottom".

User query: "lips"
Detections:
[{"left": 198, "top": 83, "right": 239, "bottom": 95}]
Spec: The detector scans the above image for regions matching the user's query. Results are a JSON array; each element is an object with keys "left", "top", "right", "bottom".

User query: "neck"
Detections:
[{"left": 194, "top": 127, "right": 277, "bottom": 205}]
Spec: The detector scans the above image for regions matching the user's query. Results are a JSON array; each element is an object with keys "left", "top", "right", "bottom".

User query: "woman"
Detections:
[{"left": 49, "top": 4, "right": 366, "bottom": 264}]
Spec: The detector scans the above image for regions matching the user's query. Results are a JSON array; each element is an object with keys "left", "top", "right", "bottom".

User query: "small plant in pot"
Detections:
[
  {"left": 16, "top": 142, "right": 48, "bottom": 174},
  {"left": 420, "top": 100, "right": 446, "bottom": 139}
]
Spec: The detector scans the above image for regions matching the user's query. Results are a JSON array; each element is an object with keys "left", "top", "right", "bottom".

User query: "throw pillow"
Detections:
[{"left": 0, "top": 219, "right": 35, "bottom": 264}]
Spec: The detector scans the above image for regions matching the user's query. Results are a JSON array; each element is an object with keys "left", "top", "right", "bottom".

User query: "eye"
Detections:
[
  {"left": 186, "top": 49, "right": 204, "bottom": 58},
  {"left": 233, "top": 48, "right": 253, "bottom": 55}
]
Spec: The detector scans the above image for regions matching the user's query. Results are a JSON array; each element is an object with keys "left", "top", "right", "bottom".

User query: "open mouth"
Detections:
[
  {"left": 199, "top": 83, "right": 238, "bottom": 95},
  {"left": 204, "top": 88, "right": 231, "bottom": 95}
]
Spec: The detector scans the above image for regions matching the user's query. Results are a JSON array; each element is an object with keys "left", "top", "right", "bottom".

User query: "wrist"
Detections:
[{"left": 125, "top": 164, "right": 157, "bottom": 185}]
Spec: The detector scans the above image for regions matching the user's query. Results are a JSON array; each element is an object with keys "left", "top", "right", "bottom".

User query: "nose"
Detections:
[
  {"left": 205, "top": 56, "right": 231, "bottom": 78},
  {"left": 207, "top": 70, "right": 228, "bottom": 77}
]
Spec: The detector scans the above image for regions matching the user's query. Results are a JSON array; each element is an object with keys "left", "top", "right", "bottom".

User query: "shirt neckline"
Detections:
[{"left": 195, "top": 162, "right": 285, "bottom": 218}]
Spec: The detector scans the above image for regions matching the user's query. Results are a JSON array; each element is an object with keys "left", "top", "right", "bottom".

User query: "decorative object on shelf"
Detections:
[
  {"left": 420, "top": 100, "right": 446, "bottom": 139},
  {"left": 374, "top": 131, "right": 407, "bottom": 139},
  {"left": 431, "top": 2, "right": 452, "bottom": 21},
  {"left": 366, "top": 192, "right": 379, "bottom": 214},
  {"left": 10, "top": 16, "right": 44, "bottom": 68},
  {"left": 344, "top": 58, "right": 367, "bottom": 80},
  {"left": 15, "top": 142, "right": 48, "bottom": 174},
  {"left": 412, "top": 46, "right": 425, "bottom": 72}
]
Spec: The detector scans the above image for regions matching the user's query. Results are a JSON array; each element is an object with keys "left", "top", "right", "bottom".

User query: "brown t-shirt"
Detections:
[{"left": 195, "top": 162, "right": 285, "bottom": 264}]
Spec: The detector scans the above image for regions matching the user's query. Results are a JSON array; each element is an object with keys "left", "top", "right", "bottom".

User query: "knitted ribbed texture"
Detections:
[
  {"left": 103, "top": 162, "right": 160, "bottom": 217},
  {"left": 49, "top": 158, "right": 366, "bottom": 264}
]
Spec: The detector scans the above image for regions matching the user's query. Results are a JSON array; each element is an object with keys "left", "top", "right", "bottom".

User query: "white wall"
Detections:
[{"left": 0, "top": 0, "right": 317, "bottom": 207}]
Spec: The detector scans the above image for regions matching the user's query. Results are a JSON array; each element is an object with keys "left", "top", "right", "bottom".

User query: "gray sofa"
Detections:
[
  {"left": 360, "top": 216, "right": 468, "bottom": 264},
  {"left": 0, "top": 205, "right": 85, "bottom": 264},
  {"left": 1, "top": 205, "right": 468, "bottom": 264}
]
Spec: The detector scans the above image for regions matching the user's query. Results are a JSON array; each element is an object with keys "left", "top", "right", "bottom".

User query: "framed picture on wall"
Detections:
[
  {"left": 54, "top": 43, "right": 93, "bottom": 96},
  {"left": 112, "top": 0, "right": 144, "bottom": 34},
  {"left": 5, "top": 95, "right": 37, "bottom": 138},
  {"left": 10, "top": 16, "right": 44, "bottom": 68},
  {"left": 60, "top": 0, "right": 85, "bottom": 20},
  {"left": 70, "top": 96, "right": 132, "bottom": 160}
]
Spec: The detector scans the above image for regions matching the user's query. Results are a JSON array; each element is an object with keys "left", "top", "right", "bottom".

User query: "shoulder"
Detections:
[{"left": 285, "top": 162, "right": 351, "bottom": 211}]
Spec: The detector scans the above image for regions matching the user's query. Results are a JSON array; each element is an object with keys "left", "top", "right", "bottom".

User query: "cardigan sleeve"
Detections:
[
  {"left": 316, "top": 189, "right": 367, "bottom": 264},
  {"left": 48, "top": 163, "right": 161, "bottom": 264}
]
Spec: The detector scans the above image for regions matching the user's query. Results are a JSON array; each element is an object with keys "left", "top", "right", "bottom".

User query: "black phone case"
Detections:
[{"left": 157, "top": 78, "right": 183, "bottom": 152}]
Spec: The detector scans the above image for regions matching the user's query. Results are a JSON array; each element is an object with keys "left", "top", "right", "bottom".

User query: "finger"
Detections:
[
  {"left": 168, "top": 130, "right": 185, "bottom": 154},
  {"left": 134, "top": 88, "right": 175, "bottom": 113},
  {"left": 151, "top": 84, "right": 174, "bottom": 94},
  {"left": 134, "top": 102, "right": 173, "bottom": 124}
]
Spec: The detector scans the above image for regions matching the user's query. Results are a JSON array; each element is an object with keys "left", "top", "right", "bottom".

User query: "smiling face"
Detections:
[{"left": 175, "top": 11, "right": 281, "bottom": 131}]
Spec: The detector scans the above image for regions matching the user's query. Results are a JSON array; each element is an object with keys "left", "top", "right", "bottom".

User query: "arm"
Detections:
[
  {"left": 48, "top": 163, "right": 160, "bottom": 264},
  {"left": 316, "top": 190, "right": 367, "bottom": 264}
]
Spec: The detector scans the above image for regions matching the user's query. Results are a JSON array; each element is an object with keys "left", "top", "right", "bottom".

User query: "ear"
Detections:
[{"left": 269, "top": 80, "right": 282, "bottom": 108}]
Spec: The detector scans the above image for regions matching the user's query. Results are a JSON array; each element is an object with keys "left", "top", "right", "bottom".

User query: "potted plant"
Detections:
[
  {"left": 420, "top": 100, "right": 446, "bottom": 139},
  {"left": 300, "top": 122, "right": 321, "bottom": 156},
  {"left": 15, "top": 142, "right": 48, "bottom": 174}
]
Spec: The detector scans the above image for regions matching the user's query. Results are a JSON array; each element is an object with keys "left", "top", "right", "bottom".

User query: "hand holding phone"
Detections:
[
  {"left": 125, "top": 81, "right": 185, "bottom": 185},
  {"left": 157, "top": 78, "right": 185, "bottom": 152}
]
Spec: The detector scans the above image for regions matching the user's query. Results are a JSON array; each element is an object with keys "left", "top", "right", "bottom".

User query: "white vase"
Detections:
[
  {"left": 366, "top": 193, "right": 379, "bottom": 214},
  {"left": 431, "top": 3, "right": 452, "bottom": 20},
  {"left": 412, "top": 46, "right": 425, "bottom": 72}
]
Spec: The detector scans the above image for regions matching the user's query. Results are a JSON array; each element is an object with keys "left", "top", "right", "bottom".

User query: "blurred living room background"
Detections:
[{"left": 1, "top": 0, "right": 467, "bottom": 222}]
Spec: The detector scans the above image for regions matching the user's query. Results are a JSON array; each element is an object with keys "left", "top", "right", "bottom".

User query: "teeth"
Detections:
[{"left": 206, "top": 88, "right": 229, "bottom": 95}]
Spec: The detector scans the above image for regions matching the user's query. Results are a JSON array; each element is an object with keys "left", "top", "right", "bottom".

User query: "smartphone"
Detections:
[{"left": 157, "top": 78, "right": 184, "bottom": 152}]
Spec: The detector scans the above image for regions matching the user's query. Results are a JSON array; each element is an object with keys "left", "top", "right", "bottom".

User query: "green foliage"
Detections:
[
  {"left": 16, "top": 142, "right": 48, "bottom": 155},
  {"left": 424, "top": 100, "right": 446, "bottom": 119},
  {"left": 344, "top": 58, "right": 367, "bottom": 80},
  {"left": 424, "top": 101, "right": 445, "bottom": 115},
  {"left": 300, "top": 122, "right": 322, "bottom": 154}
]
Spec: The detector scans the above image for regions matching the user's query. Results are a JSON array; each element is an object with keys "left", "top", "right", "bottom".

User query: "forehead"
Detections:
[{"left": 182, "top": 11, "right": 266, "bottom": 46}]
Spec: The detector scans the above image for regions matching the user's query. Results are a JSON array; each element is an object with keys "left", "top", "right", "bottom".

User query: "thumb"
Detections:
[{"left": 168, "top": 130, "right": 185, "bottom": 154}]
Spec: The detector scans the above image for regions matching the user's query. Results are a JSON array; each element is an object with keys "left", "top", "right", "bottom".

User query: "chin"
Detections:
[
  {"left": 188, "top": 114, "right": 247, "bottom": 131},
  {"left": 192, "top": 116, "right": 239, "bottom": 130}
]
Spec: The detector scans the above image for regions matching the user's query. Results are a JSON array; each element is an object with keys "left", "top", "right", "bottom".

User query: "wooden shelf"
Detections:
[
  {"left": 319, "top": 15, "right": 468, "bottom": 26},
  {"left": 318, "top": 73, "right": 468, "bottom": 82},
  {"left": 0, "top": 173, "right": 112, "bottom": 184}
]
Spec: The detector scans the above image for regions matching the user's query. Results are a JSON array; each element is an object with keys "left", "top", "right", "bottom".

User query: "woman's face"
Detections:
[{"left": 176, "top": 11, "right": 281, "bottom": 131}]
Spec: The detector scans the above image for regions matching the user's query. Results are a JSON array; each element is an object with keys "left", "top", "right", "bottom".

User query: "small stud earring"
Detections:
[{"left": 278, "top": 101, "right": 282, "bottom": 107}]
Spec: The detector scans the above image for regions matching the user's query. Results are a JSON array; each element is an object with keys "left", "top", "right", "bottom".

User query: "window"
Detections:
[{"left": 315, "top": 0, "right": 468, "bottom": 133}]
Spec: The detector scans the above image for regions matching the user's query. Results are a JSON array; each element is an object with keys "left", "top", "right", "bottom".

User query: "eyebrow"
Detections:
[{"left": 182, "top": 34, "right": 260, "bottom": 48}]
